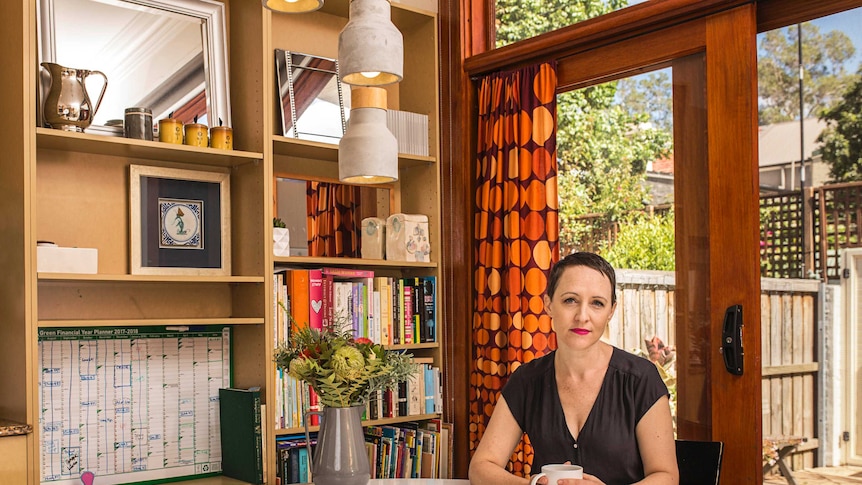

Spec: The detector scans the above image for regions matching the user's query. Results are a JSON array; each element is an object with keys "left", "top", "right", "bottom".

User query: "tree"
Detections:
[
  {"left": 616, "top": 71, "right": 674, "bottom": 132},
  {"left": 495, "top": 0, "right": 627, "bottom": 48},
  {"left": 757, "top": 22, "right": 857, "bottom": 125},
  {"left": 556, "top": 84, "right": 672, "bottom": 250},
  {"left": 819, "top": 71, "right": 862, "bottom": 182}
]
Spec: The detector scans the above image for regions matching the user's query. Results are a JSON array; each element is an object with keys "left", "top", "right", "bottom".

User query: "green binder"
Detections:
[{"left": 219, "top": 387, "right": 264, "bottom": 484}]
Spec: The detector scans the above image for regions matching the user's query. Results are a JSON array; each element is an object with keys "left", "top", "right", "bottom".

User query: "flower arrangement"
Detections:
[{"left": 273, "top": 320, "right": 415, "bottom": 408}]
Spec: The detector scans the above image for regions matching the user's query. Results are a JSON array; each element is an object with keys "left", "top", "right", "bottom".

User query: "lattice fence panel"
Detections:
[
  {"left": 760, "top": 191, "right": 805, "bottom": 279},
  {"left": 813, "top": 183, "right": 862, "bottom": 280}
]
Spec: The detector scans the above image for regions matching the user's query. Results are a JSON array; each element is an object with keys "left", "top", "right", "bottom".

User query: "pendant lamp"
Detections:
[
  {"left": 339, "top": 87, "right": 398, "bottom": 184},
  {"left": 262, "top": 0, "right": 323, "bottom": 14},
  {"left": 338, "top": 0, "right": 403, "bottom": 86}
]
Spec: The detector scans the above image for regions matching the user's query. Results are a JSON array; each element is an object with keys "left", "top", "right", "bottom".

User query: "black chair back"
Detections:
[{"left": 676, "top": 439, "right": 724, "bottom": 485}]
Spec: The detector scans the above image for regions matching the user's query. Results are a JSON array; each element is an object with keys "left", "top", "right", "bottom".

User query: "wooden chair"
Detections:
[{"left": 676, "top": 439, "right": 724, "bottom": 485}]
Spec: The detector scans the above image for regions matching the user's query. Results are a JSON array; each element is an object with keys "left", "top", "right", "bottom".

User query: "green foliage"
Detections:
[
  {"left": 273, "top": 318, "right": 414, "bottom": 408},
  {"left": 495, "top": 0, "right": 627, "bottom": 47},
  {"left": 557, "top": 85, "right": 673, "bottom": 250},
  {"left": 495, "top": 0, "right": 674, "bottom": 258},
  {"left": 601, "top": 211, "right": 675, "bottom": 271},
  {"left": 273, "top": 217, "right": 287, "bottom": 228},
  {"left": 758, "top": 22, "right": 857, "bottom": 125},
  {"left": 819, "top": 71, "right": 862, "bottom": 182}
]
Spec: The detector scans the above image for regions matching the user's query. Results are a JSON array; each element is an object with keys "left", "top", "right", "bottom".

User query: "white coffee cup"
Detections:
[{"left": 529, "top": 464, "right": 584, "bottom": 485}]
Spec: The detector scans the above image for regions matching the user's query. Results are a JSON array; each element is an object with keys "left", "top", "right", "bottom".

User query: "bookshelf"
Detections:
[{"left": 0, "top": 0, "right": 442, "bottom": 484}]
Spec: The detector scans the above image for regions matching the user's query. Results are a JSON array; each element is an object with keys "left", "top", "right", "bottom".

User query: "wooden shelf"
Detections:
[
  {"left": 37, "top": 318, "right": 263, "bottom": 328},
  {"left": 273, "top": 255, "right": 436, "bottom": 269},
  {"left": 275, "top": 413, "right": 441, "bottom": 436},
  {"left": 169, "top": 477, "right": 250, "bottom": 485},
  {"left": 386, "top": 342, "right": 439, "bottom": 351},
  {"left": 36, "top": 128, "right": 263, "bottom": 167},
  {"left": 38, "top": 273, "right": 265, "bottom": 283},
  {"left": 272, "top": 135, "right": 435, "bottom": 168}
]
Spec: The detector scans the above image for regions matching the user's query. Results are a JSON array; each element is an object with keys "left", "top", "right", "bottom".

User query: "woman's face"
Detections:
[{"left": 545, "top": 264, "right": 616, "bottom": 351}]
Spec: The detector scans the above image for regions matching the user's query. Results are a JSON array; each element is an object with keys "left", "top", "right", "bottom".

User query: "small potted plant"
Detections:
[{"left": 273, "top": 217, "right": 290, "bottom": 257}]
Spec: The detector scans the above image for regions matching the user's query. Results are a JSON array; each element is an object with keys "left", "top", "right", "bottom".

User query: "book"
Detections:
[
  {"left": 422, "top": 277, "right": 436, "bottom": 343},
  {"left": 288, "top": 269, "right": 311, "bottom": 330},
  {"left": 297, "top": 445, "right": 309, "bottom": 483},
  {"left": 402, "top": 281, "right": 413, "bottom": 344},
  {"left": 408, "top": 360, "right": 428, "bottom": 416},
  {"left": 308, "top": 268, "right": 324, "bottom": 330},
  {"left": 423, "top": 364, "right": 436, "bottom": 414},
  {"left": 375, "top": 277, "right": 392, "bottom": 344},
  {"left": 397, "top": 380, "right": 408, "bottom": 417},
  {"left": 219, "top": 387, "right": 264, "bottom": 484}
]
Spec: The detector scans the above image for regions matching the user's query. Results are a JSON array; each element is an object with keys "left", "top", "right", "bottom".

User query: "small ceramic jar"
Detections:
[
  {"left": 210, "top": 126, "right": 233, "bottom": 150},
  {"left": 184, "top": 123, "right": 208, "bottom": 148},
  {"left": 158, "top": 118, "right": 183, "bottom": 144}
]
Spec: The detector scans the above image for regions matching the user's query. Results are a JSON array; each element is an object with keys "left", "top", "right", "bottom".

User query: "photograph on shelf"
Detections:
[{"left": 130, "top": 164, "right": 231, "bottom": 276}]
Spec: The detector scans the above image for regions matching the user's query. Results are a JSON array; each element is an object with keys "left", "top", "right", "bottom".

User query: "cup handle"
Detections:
[{"left": 529, "top": 472, "right": 547, "bottom": 485}]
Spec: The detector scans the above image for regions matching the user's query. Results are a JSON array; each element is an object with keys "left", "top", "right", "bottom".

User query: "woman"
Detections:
[{"left": 469, "top": 252, "right": 678, "bottom": 485}]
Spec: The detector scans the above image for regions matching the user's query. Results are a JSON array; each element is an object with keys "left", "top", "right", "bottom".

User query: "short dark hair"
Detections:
[{"left": 547, "top": 252, "right": 617, "bottom": 305}]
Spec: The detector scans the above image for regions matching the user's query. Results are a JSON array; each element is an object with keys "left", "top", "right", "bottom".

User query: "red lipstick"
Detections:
[{"left": 572, "top": 328, "right": 590, "bottom": 335}]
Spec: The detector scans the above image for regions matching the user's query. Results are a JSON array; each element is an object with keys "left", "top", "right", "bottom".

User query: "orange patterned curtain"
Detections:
[
  {"left": 306, "top": 181, "right": 361, "bottom": 257},
  {"left": 471, "top": 62, "right": 560, "bottom": 476}
]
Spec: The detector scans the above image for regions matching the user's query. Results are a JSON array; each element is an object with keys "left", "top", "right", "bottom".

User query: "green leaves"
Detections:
[
  {"left": 273, "top": 320, "right": 414, "bottom": 408},
  {"left": 820, "top": 70, "right": 862, "bottom": 182},
  {"left": 602, "top": 210, "right": 675, "bottom": 271}
]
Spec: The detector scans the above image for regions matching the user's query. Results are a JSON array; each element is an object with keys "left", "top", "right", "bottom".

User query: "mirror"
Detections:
[
  {"left": 38, "top": 0, "right": 231, "bottom": 130},
  {"left": 275, "top": 50, "right": 349, "bottom": 143},
  {"left": 276, "top": 177, "right": 391, "bottom": 257}
]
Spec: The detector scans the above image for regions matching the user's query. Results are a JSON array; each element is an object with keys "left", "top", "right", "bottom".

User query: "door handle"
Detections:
[{"left": 720, "top": 304, "right": 744, "bottom": 375}]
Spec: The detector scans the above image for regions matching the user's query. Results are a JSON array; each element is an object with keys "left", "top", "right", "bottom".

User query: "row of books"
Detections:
[
  {"left": 275, "top": 435, "right": 314, "bottom": 485},
  {"left": 274, "top": 358, "right": 442, "bottom": 430},
  {"left": 273, "top": 268, "right": 437, "bottom": 346},
  {"left": 275, "top": 420, "right": 452, "bottom": 484}
]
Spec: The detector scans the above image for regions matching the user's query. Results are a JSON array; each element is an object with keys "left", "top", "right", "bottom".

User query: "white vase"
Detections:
[{"left": 273, "top": 227, "right": 290, "bottom": 257}]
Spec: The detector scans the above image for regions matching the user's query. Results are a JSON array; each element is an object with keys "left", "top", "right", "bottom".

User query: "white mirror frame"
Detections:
[{"left": 38, "top": 0, "right": 231, "bottom": 128}]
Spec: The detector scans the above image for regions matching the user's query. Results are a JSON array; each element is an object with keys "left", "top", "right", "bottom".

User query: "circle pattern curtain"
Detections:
[{"left": 471, "top": 62, "right": 559, "bottom": 476}]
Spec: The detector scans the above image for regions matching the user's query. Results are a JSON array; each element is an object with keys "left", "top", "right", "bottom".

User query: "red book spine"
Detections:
[{"left": 403, "top": 283, "right": 413, "bottom": 344}]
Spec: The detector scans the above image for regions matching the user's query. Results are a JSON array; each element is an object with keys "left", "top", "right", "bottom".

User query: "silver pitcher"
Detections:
[{"left": 41, "top": 62, "right": 108, "bottom": 132}]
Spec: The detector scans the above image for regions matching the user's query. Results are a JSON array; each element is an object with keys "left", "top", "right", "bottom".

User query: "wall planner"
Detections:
[{"left": 37, "top": 326, "right": 231, "bottom": 485}]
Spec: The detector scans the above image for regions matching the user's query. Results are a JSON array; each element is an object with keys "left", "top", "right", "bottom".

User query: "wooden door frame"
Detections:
[
  {"left": 843, "top": 248, "right": 862, "bottom": 465},
  {"left": 438, "top": 0, "right": 862, "bottom": 480}
]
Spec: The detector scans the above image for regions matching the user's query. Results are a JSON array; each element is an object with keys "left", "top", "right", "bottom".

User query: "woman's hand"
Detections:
[
  {"left": 535, "top": 470, "right": 605, "bottom": 485},
  {"left": 557, "top": 474, "right": 605, "bottom": 485}
]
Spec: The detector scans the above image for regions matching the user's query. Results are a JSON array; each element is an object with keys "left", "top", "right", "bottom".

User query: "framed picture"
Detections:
[{"left": 130, "top": 165, "right": 231, "bottom": 276}]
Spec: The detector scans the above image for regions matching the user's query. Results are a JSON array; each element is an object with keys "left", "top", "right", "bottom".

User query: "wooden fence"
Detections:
[{"left": 610, "top": 271, "right": 820, "bottom": 470}]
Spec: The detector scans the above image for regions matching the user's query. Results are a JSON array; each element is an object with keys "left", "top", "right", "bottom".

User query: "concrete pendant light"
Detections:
[
  {"left": 262, "top": 0, "right": 323, "bottom": 14},
  {"left": 338, "top": 0, "right": 403, "bottom": 86},
  {"left": 339, "top": 87, "right": 398, "bottom": 184}
]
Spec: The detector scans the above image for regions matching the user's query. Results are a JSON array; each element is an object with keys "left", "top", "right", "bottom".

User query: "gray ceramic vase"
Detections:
[{"left": 308, "top": 405, "right": 370, "bottom": 485}]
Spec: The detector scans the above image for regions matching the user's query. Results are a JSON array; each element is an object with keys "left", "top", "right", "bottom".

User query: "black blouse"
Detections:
[{"left": 501, "top": 347, "right": 668, "bottom": 485}]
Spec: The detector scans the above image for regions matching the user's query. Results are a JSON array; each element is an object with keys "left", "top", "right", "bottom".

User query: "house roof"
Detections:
[{"left": 758, "top": 118, "right": 827, "bottom": 167}]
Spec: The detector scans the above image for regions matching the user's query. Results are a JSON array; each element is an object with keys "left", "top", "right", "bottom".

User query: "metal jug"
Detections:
[{"left": 41, "top": 62, "right": 108, "bottom": 132}]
